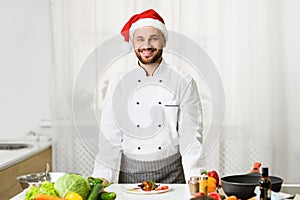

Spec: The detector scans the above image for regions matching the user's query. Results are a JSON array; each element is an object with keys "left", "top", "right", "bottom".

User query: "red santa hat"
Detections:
[{"left": 121, "top": 9, "right": 168, "bottom": 42}]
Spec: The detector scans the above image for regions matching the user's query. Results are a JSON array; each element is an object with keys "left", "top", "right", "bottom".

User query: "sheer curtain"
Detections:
[{"left": 49, "top": 0, "right": 290, "bottom": 181}]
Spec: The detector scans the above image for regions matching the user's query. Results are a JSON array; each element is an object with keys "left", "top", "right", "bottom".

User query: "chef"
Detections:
[{"left": 92, "top": 9, "right": 206, "bottom": 184}]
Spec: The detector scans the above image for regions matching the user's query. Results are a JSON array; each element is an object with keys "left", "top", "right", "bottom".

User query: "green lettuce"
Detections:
[
  {"left": 54, "top": 173, "right": 91, "bottom": 199},
  {"left": 25, "top": 181, "right": 58, "bottom": 200}
]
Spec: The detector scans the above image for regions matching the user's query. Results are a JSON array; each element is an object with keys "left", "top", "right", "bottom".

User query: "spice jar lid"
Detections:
[{"left": 189, "top": 176, "right": 200, "bottom": 183}]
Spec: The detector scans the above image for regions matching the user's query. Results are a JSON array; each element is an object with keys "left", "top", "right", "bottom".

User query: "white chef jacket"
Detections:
[{"left": 92, "top": 60, "right": 206, "bottom": 183}]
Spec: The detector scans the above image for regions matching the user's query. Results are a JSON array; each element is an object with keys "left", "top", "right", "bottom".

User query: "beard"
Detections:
[{"left": 134, "top": 48, "right": 163, "bottom": 64}]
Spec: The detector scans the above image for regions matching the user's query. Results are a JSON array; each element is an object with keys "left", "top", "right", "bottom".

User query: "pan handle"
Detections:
[{"left": 247, "top": 162, "right": 262, "bottom": 176}]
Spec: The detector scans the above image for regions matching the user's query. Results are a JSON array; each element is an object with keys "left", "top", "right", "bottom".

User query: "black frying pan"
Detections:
[{"left": 221, "top": 172, "right": 283, "bottom": 200}]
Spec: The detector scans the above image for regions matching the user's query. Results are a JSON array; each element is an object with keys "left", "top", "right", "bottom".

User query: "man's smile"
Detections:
[{"left": 138, "top": 48, "right": 157, "bottom": 57}]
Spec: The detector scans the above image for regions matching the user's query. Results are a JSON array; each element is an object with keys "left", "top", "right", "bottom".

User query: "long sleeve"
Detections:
[
  {"left": 178, "top": 77, "right": 206, "bottom": 182},
  {"left": 92, "top": 78, "right": 123, "bottom": 183}
]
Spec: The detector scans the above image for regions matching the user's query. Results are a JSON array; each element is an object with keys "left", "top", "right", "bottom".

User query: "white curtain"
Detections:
[{"left": 49, "top": 0, "right": 298, "bottom": 183}]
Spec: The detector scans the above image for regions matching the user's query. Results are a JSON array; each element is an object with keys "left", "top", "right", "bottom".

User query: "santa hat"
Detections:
[{"left": 121, "top": 9, "right": 168, "bottom": 42}]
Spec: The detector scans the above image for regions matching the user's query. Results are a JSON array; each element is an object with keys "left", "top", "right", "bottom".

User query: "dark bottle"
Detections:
[{"left": 260, "top": 167, "right": 272, "bottom": 200}]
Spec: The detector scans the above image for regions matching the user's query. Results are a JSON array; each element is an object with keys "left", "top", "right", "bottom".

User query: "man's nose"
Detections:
[{"left": 141, "top": 39, "right": 152, "bottom": 49}]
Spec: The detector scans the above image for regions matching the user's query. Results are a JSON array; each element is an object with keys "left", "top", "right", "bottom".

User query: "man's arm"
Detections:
[
  {"left": 92, "top": 78, "right": 123, "bottom": 183},
  {"left": 178, "top": 77, "right": 207, "bottom": 181}
]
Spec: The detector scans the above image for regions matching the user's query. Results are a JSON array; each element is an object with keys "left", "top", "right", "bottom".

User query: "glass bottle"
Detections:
[
  {"left": 260, "top": 167, "right": 272, "bottom": 200},
  {"left": 200, "top": 175, "right": 208, "bottom": 195}
]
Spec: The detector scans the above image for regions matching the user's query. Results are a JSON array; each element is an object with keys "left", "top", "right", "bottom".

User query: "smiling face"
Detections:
[{"left": 132, "top": 26, "right": 166, "bottom": 65}]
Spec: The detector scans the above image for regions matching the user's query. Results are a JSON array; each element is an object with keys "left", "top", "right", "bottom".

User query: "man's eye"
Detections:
[{"left": 150, "top": 37, "right": 158, "bottom": 41}]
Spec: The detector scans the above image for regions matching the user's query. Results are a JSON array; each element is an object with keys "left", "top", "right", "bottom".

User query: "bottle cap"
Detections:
[
  {"left": 201, "top": 174, "right": 208, "bottom": 180},
  {"left": 262, "top": 167, "right": 269, "bottom": 177},
  {"left": 189, "top": 176, "right": 200, "bottom": 183}
]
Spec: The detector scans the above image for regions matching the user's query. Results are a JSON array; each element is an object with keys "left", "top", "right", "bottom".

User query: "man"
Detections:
[{"left": 92, "top": 9, "right": 205, "bottom": 184}]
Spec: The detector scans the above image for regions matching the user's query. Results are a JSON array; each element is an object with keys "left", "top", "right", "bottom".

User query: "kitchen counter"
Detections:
[
  {"left": 0, "top": 140, "right": 52, "bottom": 171},
  {"left": 10, "top": 183, "right": 300, "bottom": 200},
  {"left": 0, "top": 139, "right": 52, "bottom": 199},
  {"left": 11, "top": 184, "right": 192, "bottom": 200}
]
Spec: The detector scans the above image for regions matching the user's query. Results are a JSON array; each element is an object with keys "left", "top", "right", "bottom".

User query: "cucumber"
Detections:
[
  {"left": 87, "top": 183, "right": 103, "bottom": 200},
  {"left": 100, "top": 192, "right": 116, "bottom": 200}
]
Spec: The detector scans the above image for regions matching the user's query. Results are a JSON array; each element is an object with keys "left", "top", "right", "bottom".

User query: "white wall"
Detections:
[
  {"left": 0, "top": 0, "right": 52, "bottom": 139},
  {"left": 281, "top": 0, "right": 300, "bottom": 183}
]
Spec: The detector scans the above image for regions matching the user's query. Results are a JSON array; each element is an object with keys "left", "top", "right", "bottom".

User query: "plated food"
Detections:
[
  {"left": 126, "top": 180, "right": 170, "bottom": 194},
  {"left": 138, "top": 180, "right": 158, "bottom": 191}
]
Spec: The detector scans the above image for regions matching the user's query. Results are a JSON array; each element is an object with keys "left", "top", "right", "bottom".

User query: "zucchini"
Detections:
[{"left": 87, "top": 183, "right": 103, "bottom": 200}]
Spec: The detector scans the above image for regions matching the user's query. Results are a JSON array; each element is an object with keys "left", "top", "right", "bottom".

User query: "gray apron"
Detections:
[{"left": 118, "top": 152, "right": 186, "bottom": 184}]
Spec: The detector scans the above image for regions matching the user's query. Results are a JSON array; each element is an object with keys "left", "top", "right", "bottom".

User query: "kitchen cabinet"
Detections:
[{"left": 0, "top": 146, "right": 52, "bottom": 200}]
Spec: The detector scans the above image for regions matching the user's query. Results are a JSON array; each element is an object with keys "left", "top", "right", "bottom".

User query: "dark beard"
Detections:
[{"left": 135, "top": 48, "right": 163, "bottom": 64}]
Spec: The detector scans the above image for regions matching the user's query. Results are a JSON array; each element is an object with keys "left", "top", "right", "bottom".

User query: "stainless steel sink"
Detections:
[{"left": 0, "top": 143, "right": 33, "bottom": 150}]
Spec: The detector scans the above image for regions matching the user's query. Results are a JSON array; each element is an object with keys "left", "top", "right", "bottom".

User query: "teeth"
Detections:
[{"left": 142, "top": 51, "right": 153, "bottom": 56}]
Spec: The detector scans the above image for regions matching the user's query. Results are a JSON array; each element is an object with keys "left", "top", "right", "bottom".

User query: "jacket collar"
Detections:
[{"left": 137, "top": 59, "right": 167, "bottom": 76}]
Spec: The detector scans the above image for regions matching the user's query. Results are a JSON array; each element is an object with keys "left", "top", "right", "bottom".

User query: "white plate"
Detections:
[{"left": 125, "top": 184, "right": 171, "bottom": 194}]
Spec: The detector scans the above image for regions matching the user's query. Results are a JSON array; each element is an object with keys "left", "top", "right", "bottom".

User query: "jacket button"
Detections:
[
  {"left": 158, "top": 147, "right": 162, "bottom": 150},
  {"left": 158, "top": 124, "right": 161, "bottom": 127},
  {"left": 158, "top": 102, "right": 161, "bottom": 105},
  {"left": 137, "top": 124, "right": 140, "bottom": 128},
  {"left": 138, "top": 147, "right": 141, "bottom": 150},
  {"left": 138, "top": 80, "right": 141, "bottom": 82},
  {"left": 159, "top": 80, "right": 162, "bottom": 82},
  {"left": 136, "top": 102, "right": 140, "bottom": 105}
]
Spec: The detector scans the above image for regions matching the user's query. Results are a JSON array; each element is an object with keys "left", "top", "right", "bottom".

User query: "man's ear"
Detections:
[
  {"left": 159, "top": 30, "right": 166, "bottom": 48},
  {"left": 162, "top": 36, "right": 166, "bottom": 48}
]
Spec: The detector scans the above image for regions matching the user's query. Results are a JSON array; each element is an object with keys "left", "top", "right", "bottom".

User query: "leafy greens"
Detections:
[{"left": 25, "top": 181, "right": 58, "bottom": 200}]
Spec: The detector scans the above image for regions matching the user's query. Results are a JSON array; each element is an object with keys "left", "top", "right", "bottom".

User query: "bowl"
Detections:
[
  {"left": 221, "top": 174, "right": 283, "bottom": 200},
  {"left": 16, "top": 172, "right": 66, "bottom": 189}
]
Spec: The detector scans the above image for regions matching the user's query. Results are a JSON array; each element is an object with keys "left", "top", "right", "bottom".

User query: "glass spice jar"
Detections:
[{"left": 188, "top": 176, "right": 200, "bottom": 195}]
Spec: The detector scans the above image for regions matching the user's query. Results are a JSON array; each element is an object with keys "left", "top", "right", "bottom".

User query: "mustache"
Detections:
[{"left": 137, "top": 48, "right": 157, "bottom": 52}]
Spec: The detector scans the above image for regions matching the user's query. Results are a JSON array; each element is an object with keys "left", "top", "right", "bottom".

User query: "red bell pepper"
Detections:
[{"left": 207, "top": 170, "right": 220, "bottom": 187}]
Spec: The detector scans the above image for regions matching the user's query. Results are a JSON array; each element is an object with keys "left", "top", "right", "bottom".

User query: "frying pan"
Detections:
[{"left": 221, "top": 172, "right": 283, "bottom": 200}]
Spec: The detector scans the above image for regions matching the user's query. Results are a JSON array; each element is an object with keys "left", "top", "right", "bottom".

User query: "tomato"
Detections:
[
  {"left": 208, "top": 192, "right": 222, "bottom": 200},
  {"left": 154, "top": 185, "right": 169, "bottom": 191},
  {"left": 194, "top": 192, "right": 206, "bottom": 198},
  {"left": 160, "top": 186, "right": 169, "bottom": 190}
]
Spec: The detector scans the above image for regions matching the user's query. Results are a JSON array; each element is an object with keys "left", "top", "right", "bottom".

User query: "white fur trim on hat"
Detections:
[{"left": 129, "top": 18, "right": 168, "bottom": 41}]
